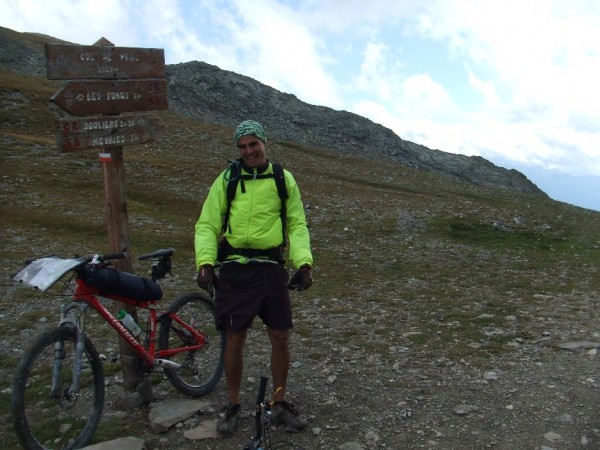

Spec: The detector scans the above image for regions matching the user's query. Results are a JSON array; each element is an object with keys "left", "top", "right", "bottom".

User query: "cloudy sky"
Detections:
[{"left": 2, "top": 0, "right": 600, "bottom": 210}]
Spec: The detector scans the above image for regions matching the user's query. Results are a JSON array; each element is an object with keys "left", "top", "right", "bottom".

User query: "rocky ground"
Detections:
[
  {"left": 3, "top": 141, "right": 600, "bottom": 449},
  {"left": 3, "top": 274, "right": 600, "bottom": 450},
  {"left": 2, "top": 143, "right": 600, "bottom": 449},
  {"left": 112, "top": 319, "right": 600, "bottom": 450}
]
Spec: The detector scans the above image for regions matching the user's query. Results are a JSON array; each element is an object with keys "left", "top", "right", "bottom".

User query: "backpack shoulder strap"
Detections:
[
  {"left": 272, "top": 163, "right": 288, "bottom": 200},
  {"left": 272, "top": 163, "right": 288, "bottom": 247},
  {"left": 222, "top": 159, "right": 242, "bottom": 234},
  {"left": 226, "top": 159, "right": 242, "bottom": 202}
]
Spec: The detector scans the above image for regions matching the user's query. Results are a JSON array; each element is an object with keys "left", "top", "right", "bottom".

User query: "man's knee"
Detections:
[
  {"left": 226, "top": 329, "right": 247, "bottom": 352},
  {"left": 268, "top": 328, "right": 290, "bottom": 350}
]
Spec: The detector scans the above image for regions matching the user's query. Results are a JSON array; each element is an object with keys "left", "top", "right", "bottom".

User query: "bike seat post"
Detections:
[
  {"left": 150, "top": 261, "right": 158, "bottom": 282},
  {"left": 150, "top": 256, "right": 172, "bottom": 282}
]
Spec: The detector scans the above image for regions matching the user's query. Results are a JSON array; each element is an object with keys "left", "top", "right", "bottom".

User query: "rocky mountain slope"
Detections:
[
  {"left": 166, "top": 60, "right": 542, "bottom": 194},
  {"left": 0, "top": 25, "right": 542, "bottom": 195}
]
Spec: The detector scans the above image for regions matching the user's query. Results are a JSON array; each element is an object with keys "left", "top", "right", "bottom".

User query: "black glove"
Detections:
[
  {"left": 288, "top": 264, "right": 313, "bottom": 291},
  {"left": 196, "top": 265, "right": 216, "bottom": 297}
]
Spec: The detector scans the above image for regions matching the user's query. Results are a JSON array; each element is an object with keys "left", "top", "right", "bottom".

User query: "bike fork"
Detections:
[{"left": 51, "top": 302, "right": 89, "bottom": 398}]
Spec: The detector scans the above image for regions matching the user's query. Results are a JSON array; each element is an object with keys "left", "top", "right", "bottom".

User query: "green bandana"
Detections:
[{"left": 234, "top": 120, "right": 267, "bottom": 144}]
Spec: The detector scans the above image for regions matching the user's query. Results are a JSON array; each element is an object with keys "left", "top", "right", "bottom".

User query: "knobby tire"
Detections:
[
  {"left": 12, "top": 326, "right": 105, "bottom": 450},
  {"left": 158, "top": 292, "right": 225, "bottom": 396}
]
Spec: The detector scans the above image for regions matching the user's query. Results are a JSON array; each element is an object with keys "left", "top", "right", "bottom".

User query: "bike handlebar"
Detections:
[
  {"left": 24, "top": 248, "right": 174, "bottom": 267},
  {"left": 98, "top": 252, "right": 128, "bottom": 262}
]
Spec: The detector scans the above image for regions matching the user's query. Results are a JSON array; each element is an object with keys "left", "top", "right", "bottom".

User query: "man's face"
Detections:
[{"left": 237, "top": 134, "right": 267, "bottom": 168}]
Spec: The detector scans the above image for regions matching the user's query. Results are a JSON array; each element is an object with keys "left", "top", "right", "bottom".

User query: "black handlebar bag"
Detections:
[{"left": 82, "top": 267, "right": 163, "bottom": 302}]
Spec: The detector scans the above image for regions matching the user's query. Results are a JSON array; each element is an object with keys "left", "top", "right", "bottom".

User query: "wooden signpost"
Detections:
[
  {"left": 46, "top": 43, "right": 165, "bottom": 79},
  {"left": 56, "top": 112, "right": 165, "bottom": 152},
  {"left": 50, "top": 79, "right": 168, "bottom": 115},
  {"left": 46, "top": 38, "right": 167, "bottom": 395}
]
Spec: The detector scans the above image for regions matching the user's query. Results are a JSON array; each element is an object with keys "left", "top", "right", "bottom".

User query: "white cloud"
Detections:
[
  {"left": 226, "top": 0, "right": 342, "bottom": 107},
  {"left": 408, "top": 0, "right": 600, "bottom": 176},
  {"left": 467, "top": 70, "right": 500, "bottom": 109},
  {"left": 355, "top": 41, "right": 396, "bottom": 100},
  {"left": 401, "top": 74, "right": 453, "bottom": 116},
  {"left": 335, "top": 1, "right": 600, "bottom": 180}
]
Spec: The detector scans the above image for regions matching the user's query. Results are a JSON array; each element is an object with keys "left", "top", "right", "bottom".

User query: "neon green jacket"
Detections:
[{"left": 195, "top": 162, "right": 313, "bottom": 270}]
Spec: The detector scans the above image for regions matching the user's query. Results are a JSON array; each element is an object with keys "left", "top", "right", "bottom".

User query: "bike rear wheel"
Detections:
[
  {"left": 158, "top": 292, "right": 225, "bottom": 396},
  {"left": 12, "top": 326, "right": 105, "bottom": 450}
]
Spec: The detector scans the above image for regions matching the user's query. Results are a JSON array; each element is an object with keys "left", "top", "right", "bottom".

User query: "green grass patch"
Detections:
[{"left": 432, "top": 216, "right": 570, "bottom": 251}]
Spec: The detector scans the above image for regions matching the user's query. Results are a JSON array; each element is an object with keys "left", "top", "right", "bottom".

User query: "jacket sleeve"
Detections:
[
  {"left": 194, "top": 172, "right": 227, "bottom": 270},
  {"left": 284, "top": 170, "right": 313, "bottom": 269}
]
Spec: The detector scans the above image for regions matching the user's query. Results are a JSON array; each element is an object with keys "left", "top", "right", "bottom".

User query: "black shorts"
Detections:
[{"left": 215, "top": 262, "right": 292, "bottom": 331}]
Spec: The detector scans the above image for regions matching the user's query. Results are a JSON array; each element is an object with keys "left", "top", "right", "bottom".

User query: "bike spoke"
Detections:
[
  {"left": 13, "top": 327, "right": 104, "bottom": 450},
  {"left": 158, "top": 293, "right": 224, "bottom": 396}
]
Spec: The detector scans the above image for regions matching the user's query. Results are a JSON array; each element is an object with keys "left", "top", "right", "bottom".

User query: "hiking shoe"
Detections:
[
  {"left": 270, "top": 400, "right": 307, "bottom": 431},
  {"left": 217, "top": 403, "right": 241, "bottom": 435}
]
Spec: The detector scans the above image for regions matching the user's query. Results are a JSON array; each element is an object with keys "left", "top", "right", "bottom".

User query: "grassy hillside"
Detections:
[
  {"left": 2, "top": 68, "right": 600, "bottom": 448},
  {"left": 2, "top": 67, "right": 600, "bottom": 354}
]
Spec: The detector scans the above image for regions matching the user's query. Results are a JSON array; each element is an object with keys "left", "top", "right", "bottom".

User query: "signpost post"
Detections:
[{"left": 46, "top": 37, "right": 167, "bottom": 398}]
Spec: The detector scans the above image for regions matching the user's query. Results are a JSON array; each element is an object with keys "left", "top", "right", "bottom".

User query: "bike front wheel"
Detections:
[
  {"left": 159, "top": 292, "right": 225, "bottom": 396},
  {"left": 12, "top": 326, "right": 105, "bottom": 450}
]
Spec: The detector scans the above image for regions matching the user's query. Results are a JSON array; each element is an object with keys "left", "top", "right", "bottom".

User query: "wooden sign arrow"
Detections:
[
  {"left": 50, "top": 79, "right": 168, "bottom": 115},
  {"left": 55, "top": 113, "right": 166, "bottom": 152},
  {"left": 46, "top": 43, "right": 165, "bottom": 80}
]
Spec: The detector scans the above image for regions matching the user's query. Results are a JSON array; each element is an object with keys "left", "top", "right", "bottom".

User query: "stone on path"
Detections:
[
  {"left": 559, "top": 341, "right": 600, "bottom": 350},
  {"left": 148, "top": 398, "right": 212, "bottom": 433},
  {"left": 183, "top": 419, "right": 220, "bottom": 440},
  {"left": 81, "top": 436, "right": 144, "bottom": 450}
]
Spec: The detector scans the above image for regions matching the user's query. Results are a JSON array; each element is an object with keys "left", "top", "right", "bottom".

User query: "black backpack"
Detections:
[{"left": 221, "top": 159, "right": 289, "bottom": 246}]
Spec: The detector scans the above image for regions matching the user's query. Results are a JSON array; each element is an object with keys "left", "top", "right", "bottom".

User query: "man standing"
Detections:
[{"left": 195, "top": 120, "right": 313, "bottom": 435}]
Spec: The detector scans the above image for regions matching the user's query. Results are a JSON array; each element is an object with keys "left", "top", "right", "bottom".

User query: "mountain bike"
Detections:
[
  {"left": 244, "top": 376, "right": 299, "bottom": 450},
  {"left": 244, "top": 375, "right": 274, "bottom": 450},
  {"left": 11, "top": 248, "right": 225, "bottom": 450}
]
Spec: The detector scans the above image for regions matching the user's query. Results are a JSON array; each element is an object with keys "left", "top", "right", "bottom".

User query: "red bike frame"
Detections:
[{"left": 72, "top": 278, "right": 207, "bottom": 367}]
